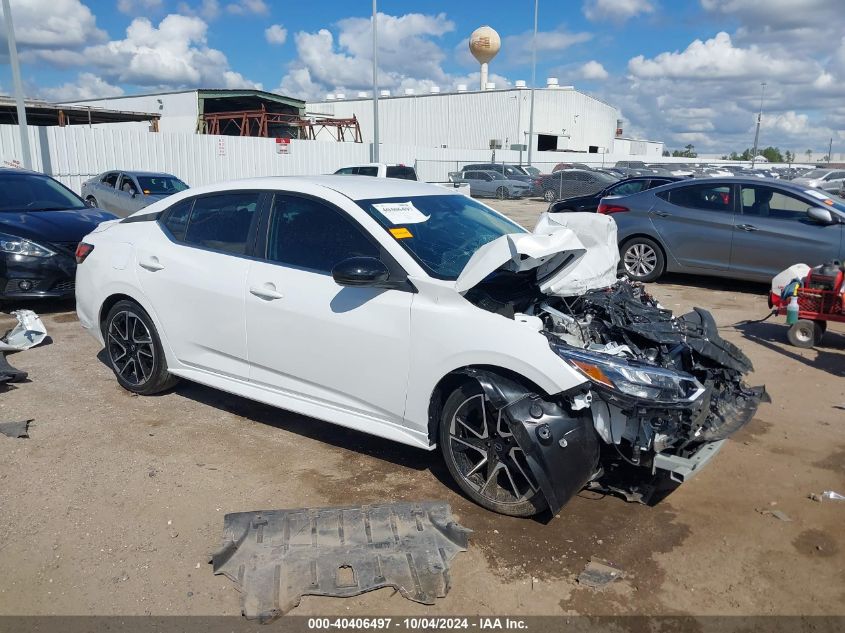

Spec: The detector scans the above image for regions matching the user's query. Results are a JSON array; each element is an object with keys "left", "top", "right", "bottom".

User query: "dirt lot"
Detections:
[{"left": 0, "top": 197, "right": 843, "bottom": 617}]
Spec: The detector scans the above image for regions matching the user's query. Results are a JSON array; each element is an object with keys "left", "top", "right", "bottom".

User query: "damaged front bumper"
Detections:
[{"left": 652, "top": 439, "right": 725, "bottom": 483}]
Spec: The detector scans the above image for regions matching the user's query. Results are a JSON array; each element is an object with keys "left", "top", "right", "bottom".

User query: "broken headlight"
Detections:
[{"left": 551, "top": 343, "right": 705, "bottom": 404}]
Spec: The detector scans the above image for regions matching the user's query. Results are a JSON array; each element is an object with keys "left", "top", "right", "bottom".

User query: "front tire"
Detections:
[
  {"left": 621, "top": 237, "right": 666, "bottom": 282},
  {"left": 496, "top": 186, "right": 509, "bottom": 200},
  {"left": 86, "top": 196, "right": 99, "bottom": 208},
  {"left": 439, "top": 381, "right": 547, "bottom": 517},
  {"left": 104, "top": 300, "right": 179, "bottom": 395},
  {"left": 543, "top": 189, "right": 557, "bottom": 203}
]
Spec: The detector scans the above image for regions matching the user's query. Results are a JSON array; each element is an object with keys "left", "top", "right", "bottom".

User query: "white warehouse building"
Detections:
[{"left": 307, "top": 82, "right": 663, "bottom": 157}]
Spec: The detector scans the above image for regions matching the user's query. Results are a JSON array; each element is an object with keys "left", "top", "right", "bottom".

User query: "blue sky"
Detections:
[{"left": 2, "top": 0, "right": 844, "bottom": 154}]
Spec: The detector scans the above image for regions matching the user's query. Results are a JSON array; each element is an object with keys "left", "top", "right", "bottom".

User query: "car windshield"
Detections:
[
  {"left": 0, "top": 172, "right": 87, "bottom": 211},
  {"left": 800, "top": 169, "right": 831, "bottom": 179},
  {"left": 136, "top": 175, "right": 189, "bottom": 195},
  {"left": 356, "top": 194, "right": 527, "bottom": 280},
  {"left": 521, "top": 166, "right": 540, "bottom": 176}
]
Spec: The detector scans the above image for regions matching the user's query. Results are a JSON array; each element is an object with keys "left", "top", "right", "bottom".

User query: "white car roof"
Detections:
[{"left": 138, "top": 175, "right": 450, "bottom": 203}]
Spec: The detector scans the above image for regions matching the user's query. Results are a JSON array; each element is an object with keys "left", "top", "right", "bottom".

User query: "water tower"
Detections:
[{"left": 469, "top": 26, "right": 501, "bottom": 91}]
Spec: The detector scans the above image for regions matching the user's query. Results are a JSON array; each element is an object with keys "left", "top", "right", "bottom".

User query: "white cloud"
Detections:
[
  {"left": 78, "top": 14, "right": 258, "bottom": 89},
  {"left": 761, "top": 111, "right": 809, "bottom": 135},
  {"left": 579, "top": 60, "right": 608, "bottom": 80},
  {"left": 2, "top": 0, "right": 106, "bottom": 48},
  {"left": 583, "top": 0, "right": 654, "bottom": 23},
  {"left": 500, "top": 26, "right": 592, "bottom": 67},
  {"left": 226, "top": 0, "right": 268, "bottom": 15},
  {"left": 277, "top": 12, "right": 457, "bottom": 99},
  {"left": 265, "top": 24, "right": 287, "bottom": 46},
  {"left": 628, "top": 32, "right": 815, "bottom": 81},
  {"left": 41, "top": 72, "right": 125, "bottom": 101},
  {"left": 117, "top": 0, "right": 164, "bottom": 15},
  {"left": 177, "top": 0, "right": 220, "bottom": 20}
]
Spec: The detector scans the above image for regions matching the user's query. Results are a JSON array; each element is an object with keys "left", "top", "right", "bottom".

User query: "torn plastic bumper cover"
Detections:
[
  {"left": 457, "top": 368, "right": 600, "bottom": 515},
  {"left": 212, "top": 502, "right": 470, "bottom": 621}
]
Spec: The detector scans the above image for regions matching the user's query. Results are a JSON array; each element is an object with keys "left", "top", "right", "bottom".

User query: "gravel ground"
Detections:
[{"left": 0, "top": 197, "right": 843, "bottom": 617}]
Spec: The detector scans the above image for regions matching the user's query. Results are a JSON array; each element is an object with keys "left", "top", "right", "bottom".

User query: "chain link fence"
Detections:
[{"left": 413, "top": 157, "right": 815, "bottom": 201}]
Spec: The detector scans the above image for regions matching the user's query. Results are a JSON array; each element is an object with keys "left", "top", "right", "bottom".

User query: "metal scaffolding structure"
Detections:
[{"left": 200, "top": 106, "right": 362, "bottom": 142}]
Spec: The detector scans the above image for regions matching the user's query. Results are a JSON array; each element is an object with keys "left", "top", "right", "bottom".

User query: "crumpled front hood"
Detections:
[{"left": 454, "top": 213, "right": 620, "bottom": 296}]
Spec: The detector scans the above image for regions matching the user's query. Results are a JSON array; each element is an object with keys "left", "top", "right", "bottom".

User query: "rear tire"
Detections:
[
  {"left": 787, "top": 319, "right": 824, "bottom": 348},
  {"left": 621, "top": 237, "right": 666, "bottom": 282},
  {"left": 439, "top": 380, "right": 548, "bottom": 517},
  {"left": 543, "top": 189, "right": 557, "bottom": 203},
  {"left": 496, "top": 186, "right": 509, "bottom": 200},
  {"left": 103, "top": 300, "right": 179, "bottom": 395}
]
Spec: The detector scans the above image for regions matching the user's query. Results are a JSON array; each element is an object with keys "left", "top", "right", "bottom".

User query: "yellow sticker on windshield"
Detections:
[
  {"left": 142, "top": 189, "right": 151, "bottom": 194},
  {"left": 389, "top": 227, "right": 414, "bottom": 239}
]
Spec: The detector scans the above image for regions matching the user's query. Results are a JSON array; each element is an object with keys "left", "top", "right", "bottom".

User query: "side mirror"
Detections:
[
  {"left": 332, "top": 257, "right": 390, "bottom": 287},
  {"left": 808, "top": 207, "right": 835, "bottom": 224}
]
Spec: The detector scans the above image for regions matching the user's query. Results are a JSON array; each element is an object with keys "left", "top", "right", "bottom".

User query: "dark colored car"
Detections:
[
  {"left": 0, "top": 169, "right": 117, "bottom": 302},
  {"left": 461, "top": 163, "right": 534, "bottom": 184},
  {"left": 549, "top": 176, "right": 682, "bottom": 214},
  {"left": 536, "top": 169, "right": 618, "bottom": 202},
  {"left": 602, "top": 177, "right": 845, "bottom": 283}
]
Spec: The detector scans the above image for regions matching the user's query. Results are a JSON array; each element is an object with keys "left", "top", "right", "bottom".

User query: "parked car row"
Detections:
[{"left": 545, "top": 176, "right": 845, "bottom": 284}]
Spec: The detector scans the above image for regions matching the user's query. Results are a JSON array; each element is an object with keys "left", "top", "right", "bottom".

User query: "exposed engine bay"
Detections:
[
  {"left": 456, "top": 213, "right": 768, "bottom": 510},
  {"left": 462, "top": 277, "right": 769, "bottom": 509}
]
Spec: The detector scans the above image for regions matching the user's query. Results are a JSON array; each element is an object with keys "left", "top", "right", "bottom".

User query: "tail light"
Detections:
[
  {"left": 598, "top": 203, "right": 629, "bottom": 215},
  {"left": 75, "top": 242, "right": 94, "bottom": 264}
]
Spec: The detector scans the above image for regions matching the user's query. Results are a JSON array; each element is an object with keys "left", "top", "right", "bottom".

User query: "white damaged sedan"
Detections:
[{"left": 76, "top": 177, "right": 767, "bottom": 517}]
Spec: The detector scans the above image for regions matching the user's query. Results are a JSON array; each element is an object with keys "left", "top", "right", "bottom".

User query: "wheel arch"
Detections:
[{"left": 426, "top": 365, "right": 547, "bottom": 446}]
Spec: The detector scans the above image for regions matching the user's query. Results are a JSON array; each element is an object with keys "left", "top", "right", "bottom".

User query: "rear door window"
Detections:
[
  {"left": 666, "top": 183, "right": 733, "bottom": 212},
  {"left": 385, "top": 166, "right": 417, "bottom": 180},
  {"left": 181, "top": 192, "right": 260, "bottom": 255},
  {"left": 265, "top": 195, "right": 379, "bottom": 273},
  {"left": 161, "top": 198, "right": 194, "bottom": 241}
]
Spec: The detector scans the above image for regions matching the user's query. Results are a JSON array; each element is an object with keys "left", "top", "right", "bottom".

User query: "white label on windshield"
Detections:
[
  {"left": 372, "top": 201, "right": 429, "bottom": 224},
  {"left": 805, "top": 189, "right": 830, "bottom": 201}
]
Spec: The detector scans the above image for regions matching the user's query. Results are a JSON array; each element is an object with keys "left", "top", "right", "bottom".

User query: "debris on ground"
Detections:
[
  {"left": 577, "top": 557, "right": 626, "bottom": 589},
  {"left": 822, "top": 491, "right": 845, "bottom": 501},
  {"left": 0, "top": 353, "right": 28, "bottom": 383},
  {"left": 212, "top": 502, "right": 470, "bottom": 622},
  {"left": 585, "top": 480, "right": 650, "bottom": 504},
  {"left": 756, "top": 508, "right": 792, "bottom": 522},
  {"left": 0, "top": 419, "right": 32, "bottom": 438},
  {"left": 0, "top": 310, "right": 47, "bottom": 351}
]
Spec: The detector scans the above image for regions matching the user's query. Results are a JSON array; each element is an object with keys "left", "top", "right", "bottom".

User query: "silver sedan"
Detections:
[{"left": 81, "top": 170, "right": 188, "bottom": 217}]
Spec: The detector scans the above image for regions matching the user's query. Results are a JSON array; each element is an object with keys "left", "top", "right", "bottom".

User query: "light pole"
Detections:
[
  {"left": 371, "top": 0, "right": 380, "bottom": 163},
  {"left": 750, "top": 81, "right": 766, "bottom": 167},
  {"left": 526, "top": 0, "right": 538, "bottom": 166},
  {"left": 2, "top": 0, "right": 32, "bottom": 169}
]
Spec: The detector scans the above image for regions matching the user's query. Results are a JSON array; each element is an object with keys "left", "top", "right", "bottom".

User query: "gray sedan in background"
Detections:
[
  {"left": 452, "top": 169, "right": 532, "bottom": 199},
  {"left": 537, "top": 169, "right": 619, "bottom": 202},
  {"left": 603, "top": 178, "right": 845, "bottom": 283},
  {"left": 81, "top": 170, "right": 188, "bottom": 217}
]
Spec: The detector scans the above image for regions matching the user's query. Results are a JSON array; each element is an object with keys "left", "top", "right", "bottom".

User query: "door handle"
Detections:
[
  {"left": 737, "top": 224, "right": 759, "bottom": 232},
  {"left": 249, "top": 283, "right": 284, "bottom": 301},
  {"left": 652, "top": 210, "right": 671, "bottom": 218},
  {"left": 139, "top": 256, "right": 165, "bottom": 271}
]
